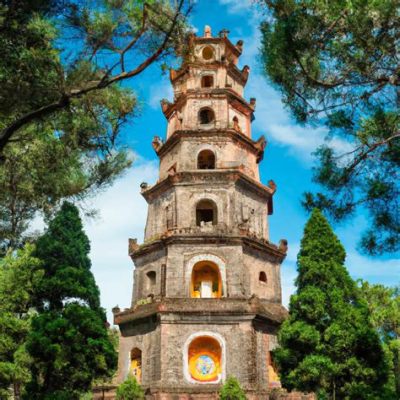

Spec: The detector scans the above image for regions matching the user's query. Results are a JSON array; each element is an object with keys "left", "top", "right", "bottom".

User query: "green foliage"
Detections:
[
  {"left": 0, "top": 0, "right": 191, "bottom": 252},
  {"left": 25, "top": 202, "right": 117, "bottom": 400},
  {"left": 0, "top": 244, "right": 42, "bottom": 399},
  {"left": 259, "top": 0, "right": 400, "bottom": 255},
  {"left": 359, "top": 281, "right": 400, "bottom": 398},
  {"left": 219, "top": 376, "right": 246, "bottom": 400},
  {"left": 116, "top": 376, "right": 144, "bottom": 400},
  {"left": 274, "top": 209, "right": 390, "bottom": 399}
]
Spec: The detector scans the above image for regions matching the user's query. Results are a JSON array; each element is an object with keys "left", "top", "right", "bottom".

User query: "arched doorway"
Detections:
[
  {"left": 130, "top": 348, "right": 142, "bottom": 383},
  {"left": 191, "top": 261, "right": 222, "bottom": 298},
  {"left": 188, "top": 336, "right": 222, "bottom": 382}
]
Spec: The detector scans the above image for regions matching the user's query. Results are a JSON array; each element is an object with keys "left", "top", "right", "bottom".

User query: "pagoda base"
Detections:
[{"left": 93, "top": 385, "right": 315, "bottom": 400}]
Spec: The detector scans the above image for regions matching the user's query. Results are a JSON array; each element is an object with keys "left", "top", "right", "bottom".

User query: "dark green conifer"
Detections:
[
  {"left": 274, "top": 209, "right": 389, "bottom": 400},
  {"left": 25, "top": 202, "right": 117, "bottom": 400}
]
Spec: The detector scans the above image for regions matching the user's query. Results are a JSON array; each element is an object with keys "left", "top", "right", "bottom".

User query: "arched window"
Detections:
[
  {"left": 130, "top": 348, "right": 142, "bottom": 383},
  {"left": 196, "top": 199, "right": 217, "bottom": 226},
  {"left": 259, "top": 271, "right": 267, "bottom": 283},
  {"left": 191, "top": 261, "right": 222, "bottom": 298},
  {"left": 202, "top": 46, "right": 214, "bottom": 60},
  {"left": 199, "top": 108, "right": 215, "bottom": 125},
  {"left": 201, "top": 75, "right": 214, "bottom": 88},
  {"left": 197, "top": 150, "right": 215, "bottom": 169},
  {"left": 188, "top": 336, "right": 222, "bottom": 382}
]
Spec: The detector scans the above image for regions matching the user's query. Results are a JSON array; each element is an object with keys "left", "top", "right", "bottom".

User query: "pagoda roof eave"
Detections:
[
  {"left": 129, "top": 232, "right": 286, "bottom": 263},
  {"left": 155, "top": 129, "right": 265, "bottom": 161},
  {"left": 114, "top": 297, "right": 288, "bottom": 328},
  {"left": 140, "top": 169, "right": 275, "bottom": 203},
  {"left": 161, "top": 89, "right": 254, "bottom": 119}
]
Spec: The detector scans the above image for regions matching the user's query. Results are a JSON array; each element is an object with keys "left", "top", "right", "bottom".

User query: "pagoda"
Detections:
[{"left": 113, "top": 25, "right": 291, "bottom": 399}]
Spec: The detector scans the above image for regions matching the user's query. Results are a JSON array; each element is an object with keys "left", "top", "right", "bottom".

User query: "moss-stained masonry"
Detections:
[{"left": 108, "top": 25, "right": 312, "bottom": 400}]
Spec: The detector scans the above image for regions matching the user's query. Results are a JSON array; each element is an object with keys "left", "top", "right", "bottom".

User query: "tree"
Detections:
[
  {"left": 359, "top": 281, "right": 400, "bottom": 398},
  {"left": 274, "top": 209, "right": 389, "bottom": 399},
  {"left": 116, "top": 376, "right": 144, "bottom": 400},
  {"left": 219, "top": 376, "right": 247, "bottom": 400},
  {"left": 0, "top": 0, "right": 191, "bottom": 252},
  {"left": 25, "top": 202, "right": 117, "bottom": 400},
  {"left": 259, "top": 0, "right": 400, "bottom": 255},
  {"left": 0, "top": 244, "right": 42, "bottom": 399}
]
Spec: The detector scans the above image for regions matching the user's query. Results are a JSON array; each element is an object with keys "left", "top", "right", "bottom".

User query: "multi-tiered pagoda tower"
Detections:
[{"left": 113, "top": 26, "right": 289, "bottom": 399}]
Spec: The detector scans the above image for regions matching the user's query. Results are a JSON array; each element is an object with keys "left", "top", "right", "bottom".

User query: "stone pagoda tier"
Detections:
[{"left": 110, "top": 25, "right": 305, "bottom": 400}]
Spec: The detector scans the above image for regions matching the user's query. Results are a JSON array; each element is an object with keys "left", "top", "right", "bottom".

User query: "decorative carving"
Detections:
[
  {"left": 278, "top": 239, "right": 288, "bottom": 253},
  {"left": 152, "top": 136, "right": 163, "bottom": 152},
  {"left": 128, "top": 238, "right": 139, "bottom": 254},
  {"left": 112, "top": 305, "right": 120, "bottom": 315},
  {"left": 160, "top": 98, "right": 171, "bottom": 113},
  {"left": 241, "top": 65, "right": 250, "bottom": 83},
  {"left": 169, "top": 69, "right": 177, "bottom": 81},
  {"left": 268, "top": 180, "right": 277, "bottom": 193},
  {"left": 204, "top": 25, "right": 212, "bottom": 38},
  {"left": 140, "top": 182, "right": 148, "bottom": 190},
  {"left": 219, "top": 29, "right": 229, "bottom": 38},
  {"left": 235, "top": 40, "right": 244, "bottom": 53}
]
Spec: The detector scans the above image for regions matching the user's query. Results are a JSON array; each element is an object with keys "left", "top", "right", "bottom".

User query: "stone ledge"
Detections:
[
  {"left": 130, "top": 233, "right": 286, "bottom": 263},
  {"left": 114, "top": 297, "right": 288, "bottom": 327}
]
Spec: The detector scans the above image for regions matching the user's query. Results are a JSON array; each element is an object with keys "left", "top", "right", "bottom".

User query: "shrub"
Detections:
[
  {"left": 219, "top": 376, "right": 246, "bottom": 400},
  {"left": 116, "top": 376, "right": 144, "bottom": 400}
]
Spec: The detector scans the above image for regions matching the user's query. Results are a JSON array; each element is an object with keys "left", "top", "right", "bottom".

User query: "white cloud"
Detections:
[
  {"left": 218, "top": 0, "right": 254, "bottom": 14},
  {"left": 83, "top": 159, "right": 159, "bottom": 323},
  {"left": 147, "top": 78, "right": 173, "bottom": 109}
]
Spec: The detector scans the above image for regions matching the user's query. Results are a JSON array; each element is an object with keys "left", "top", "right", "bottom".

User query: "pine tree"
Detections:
[
  {"left": 274, "top": 209, "right": 390, "bottom": 400},
  {"left": 25, "top": 202, "right": 117, "bottom": 400},
  {"left": 0, "top": 244, "right": 41, "bottom": 399}
]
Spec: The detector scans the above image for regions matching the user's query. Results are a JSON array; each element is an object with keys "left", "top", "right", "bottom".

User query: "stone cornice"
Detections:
[
  {"left": 114, "top": 297, "right": 287, "bottom": 328},
  {"left": 129, "top": 231, "right": 286, "bottom": 263},
  {"left": 141, "top": 168, "right": 275, "bottom": 203},
  {"left": 161, "top": 89, "right": 254, "bottom": 119},
  {"left": 155, "top": 129, "right": 266, "bottom": 162},
  {"left": 170, "top": 62, "right": 249, "bottom": 86}
]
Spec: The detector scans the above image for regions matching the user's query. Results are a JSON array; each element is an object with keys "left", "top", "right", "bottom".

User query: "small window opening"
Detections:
[
  {"left": 202, "top": 46, "right": 214, "bottom": 60},
  {"left": 198, "top": 150, "right": 215, "bottom": 169},
  {"left": 147, "top": 271, "right": 156, "bottom": 287},
  {"left": 199, "top": 108, "right": 215, "bottom": 125},
  {"left": 201, "top": 75, "right": 214, "bottom": 88},
  {"left": 130, "top": 348, "right": 142, "bottom": 383},
  {"left": 196, "top": 199, "right": 217, "bottom": 226},
  {"left": 259, "top": 271, "right": 267, "bottom": 283}
]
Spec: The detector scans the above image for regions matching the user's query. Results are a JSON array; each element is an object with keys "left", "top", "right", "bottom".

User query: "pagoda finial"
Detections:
[{"left": 204, "top": 25, "right": 212, "bottom": 38}]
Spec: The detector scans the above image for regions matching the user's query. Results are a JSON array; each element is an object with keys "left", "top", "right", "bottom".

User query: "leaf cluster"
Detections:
[
  {"left": 0, "top": 0, "right": 192, "bottom": 252},
  {"left": 259, "top": 0, "right": 400, "bottom": 255},
  {"left": 0, "top": 244, "right": 42, "bottom": 399},
  {"left": 218, "top": 376, "right": 247, "bottom": 400},
  {"left": 116, "top": 376, "right": 144, "bottom": 400}
]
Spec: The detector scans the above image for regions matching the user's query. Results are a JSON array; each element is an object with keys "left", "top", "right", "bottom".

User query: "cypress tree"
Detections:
[
  {"left": 274, "top": 209, "right": 389, "bottom": 399},
  {"left": 25, "top": 202, "right": 117, "bottom": 400}
]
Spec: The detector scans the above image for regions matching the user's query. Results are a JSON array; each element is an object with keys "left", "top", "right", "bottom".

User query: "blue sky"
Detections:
[{"left": 66, "top": 0, "right": 399, "bottom": 322}]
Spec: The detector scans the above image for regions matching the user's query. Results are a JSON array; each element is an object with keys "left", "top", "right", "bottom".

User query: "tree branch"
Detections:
[{"left": 0, "top": 0, "right": 185, "bottom": 154}]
